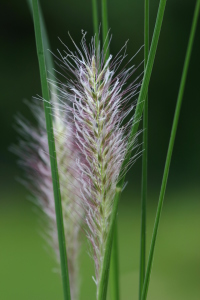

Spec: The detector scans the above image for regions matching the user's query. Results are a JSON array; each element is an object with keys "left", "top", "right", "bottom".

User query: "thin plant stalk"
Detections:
[
  {"left": 141, "top": 1, "right": 200, "bottom": 299},
  {"left": 101, "top": 1, "right": 120, "bottom": 299},
  {"left": 97, "top": 189, "right": 121, "bottom": 300},
  {"left": 92, "top": 0, "right": 99, "bottom": 48},
  {"left": 109, "top": 222, "right": 120, "bottom": 300},
  {"left": 97, "top": 0, "right": 167, "bottom": 299},
  {"left": 27, "top": 0, "right": 55, "bottom": 81},
  {"left": 31, "top": 1, "right": 71, "bottom": 299},
  {"left": 102, "top": 0, "right": 109, "bottom": 61},
  {"left": 139, "top": 0, "right": 149, "bottom": 299}
]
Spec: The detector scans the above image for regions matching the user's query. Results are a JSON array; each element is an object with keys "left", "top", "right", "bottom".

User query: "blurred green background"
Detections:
[{"left": 0, "top": 0, "right": 200, "bottom": 299}]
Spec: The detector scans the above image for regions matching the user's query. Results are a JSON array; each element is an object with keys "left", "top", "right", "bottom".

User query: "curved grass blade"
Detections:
[
  {"left": 31, "top": 1, "right": 71, "bottom": 299},
  {"left": 97, "top": 0, "right": 168, "bottom": 299},
  {"left": 141, "top": 1, "right": 200, "bottom": 299},
  {"left": 139, "top": 0, "right": 149, "bottom": 299}
]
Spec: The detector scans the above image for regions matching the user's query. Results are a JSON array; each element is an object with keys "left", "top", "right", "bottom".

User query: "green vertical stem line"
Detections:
[
  {"left": 139, "top": 0, "right": 149, "bottom": 299},
  {"left": 141, "top": 1, "right": 200, "bottom": 299},
  {"left": 109, "top": 220, "right": 120, "bottom": 300},
  {"left": 102, "top": 0, "right": 109, "bottom": 61},
  {"left": 98, "top": 0, "right": 167, "bottom": 299},
  {"left": 27, "top": 0, "right": 55, "bottom": 83},
  {"left": 92, "top": 0, "right": 99, "bottom": 48},
  {"left": 101, "top": 0, "right": 120, "bottom": 299},
  {"left": 31, "top": 1, "right": 71, "bottom": 300},
  {"left": 97, "top": 190, "right": 121, "bottom": 300}
]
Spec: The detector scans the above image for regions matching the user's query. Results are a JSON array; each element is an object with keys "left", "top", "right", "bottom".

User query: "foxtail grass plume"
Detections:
[
  {"left": 12, "top": 100, "right": 83, "bottom": 300},
  {"left": 53, "top": 31, "right": 141, "bottom": 297}
]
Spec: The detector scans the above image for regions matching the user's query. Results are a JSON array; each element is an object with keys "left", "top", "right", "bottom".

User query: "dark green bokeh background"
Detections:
[{"left": 0, "top": 0, "right": 199, "bottom": 299}]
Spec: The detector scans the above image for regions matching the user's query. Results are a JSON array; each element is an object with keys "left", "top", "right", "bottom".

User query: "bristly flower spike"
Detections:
[
  {"left": 53, "top": 31, "right": 142, "bottom": 297},
  {"left": 12, "top": 99, "right": 84, "bottom": 300}
]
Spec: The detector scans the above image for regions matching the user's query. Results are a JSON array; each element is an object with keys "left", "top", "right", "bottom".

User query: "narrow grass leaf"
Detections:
[
  {"left": 31, "top": 1, "right": 71, "bottom": 299},
  {"left": 141, "top": 1, "right": 200, "bottom": 299},
  {"left": 101, "top": 2, "right": 120, "bottom": 299},
  {"left": 139, "top": 0, "right": 149, "bottom": 299},
  {"left": 92, "top": 0, "right": 99, "bottom": 48},
  {"left": 27, "top": 0, "right": 55, "bottom": 83},
  {"left": 102, "top": 0, "right": 109, "bottom": 61},
  {"left": 109, "top": 223, "right": 120, "bottom": 300}
]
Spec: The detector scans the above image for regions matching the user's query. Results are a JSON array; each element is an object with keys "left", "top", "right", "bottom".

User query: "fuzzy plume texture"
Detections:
[
  {"left": 12, "top": 101, "right": 83, "bottom": 300},
  {"left": 53, "top": 32, "right": 141, "bottom": 295}
]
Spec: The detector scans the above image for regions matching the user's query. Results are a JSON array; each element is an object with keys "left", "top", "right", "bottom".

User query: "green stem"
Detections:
[
  {"left": 92, "top": 0, "right": 99, "bottom": 48},
  {"left": 141, "top": 1, "right": 200, "bottom": 299},
  {"left": 97, "top": 0, "right": 167, "bottom": 299},
  {"left": 98, "top": 190, "right": 121, "bottom": 300},
  {"left": 139, "top": 0, "right": 149, "bottom": 299},
  {"left": 27, "top": 0, "right": 55, "bottom": 83},
  {"left": 109, "top": 221, "right": 120, "bottom": 300},
  {"left": 31, "top": 1, "right": 71, "bottom": 299},
  {"left": 102, "top": 0, "right": 109, "bottom": 61},
  {"left": 101, "top": 1, "right": 120, "bottom": 299}
]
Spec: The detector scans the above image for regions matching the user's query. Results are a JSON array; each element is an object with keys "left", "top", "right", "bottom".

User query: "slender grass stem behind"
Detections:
[
  {"left": 139, "top": 0, "right": 149, "bottom": 299},
  {"left": 97, "top": 1, "right": 167, "bottom": 299},
  {"left": 31, "top": 1, "right": 71, "bottom": 299},
  {"left": 141, "top": 1, "right": 200, "bottom": 299},
  {"left": 92, "top": 0, "right": 99, "bottom": 48},
  {"left": 109, "top": 222, "right": 120, "bottom": 300},
  {"left": 102, "top": 0, "right": 109, "bottom": 61},
  {"left": 101, "top": 1, "right": 120, "bottom": 299},
  {"left": 97, "top": 190, "right": 121, "bottom": 300},
  {"left": 27, "top": 0, "right": 55, "bottom": 83}
]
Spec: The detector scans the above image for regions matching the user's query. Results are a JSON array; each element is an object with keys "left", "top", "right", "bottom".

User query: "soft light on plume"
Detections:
[{"left": 52, "top": 31, "right": 141, "bottom": 297}]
